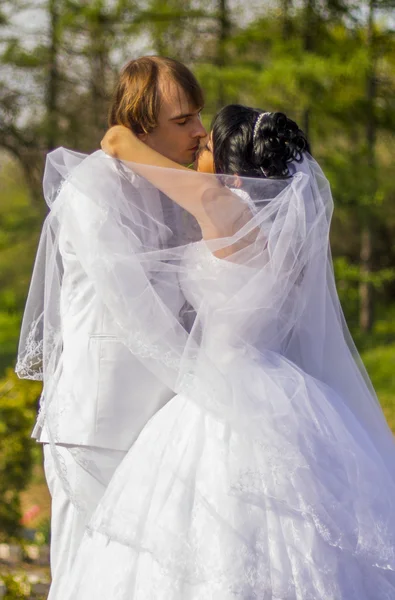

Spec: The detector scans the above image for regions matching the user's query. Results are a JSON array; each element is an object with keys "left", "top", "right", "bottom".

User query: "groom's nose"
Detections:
[{"left": 191, "top": 116, "right": 207, "bottom": 139}]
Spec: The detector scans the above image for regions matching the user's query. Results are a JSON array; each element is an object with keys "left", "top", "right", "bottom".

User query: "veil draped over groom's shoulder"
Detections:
[{"left": 16, "top": 148, "right": 395, "bottom": 508}]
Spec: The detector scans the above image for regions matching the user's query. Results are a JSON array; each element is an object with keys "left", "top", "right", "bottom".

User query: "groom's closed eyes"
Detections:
[{"left": 170, "top": 108, "right": 204, "bottom": 126}]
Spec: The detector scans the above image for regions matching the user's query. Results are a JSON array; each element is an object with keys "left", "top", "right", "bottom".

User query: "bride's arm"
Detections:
[
  {"left": 102, "top": 125, "right": 191, "bottom": 173},
  {"left": 101, "top": 126, "right": 247, "bottom": 242}
]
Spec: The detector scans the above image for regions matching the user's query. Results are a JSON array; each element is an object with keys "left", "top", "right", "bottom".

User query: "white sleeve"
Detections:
[{"left": 56, "top": 175, "right": 186, "bottom": 387}]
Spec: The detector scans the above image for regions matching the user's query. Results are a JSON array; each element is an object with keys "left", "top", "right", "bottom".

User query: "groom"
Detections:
[{"left": 33, "top": 56, "right": 206, "bottom": 597}]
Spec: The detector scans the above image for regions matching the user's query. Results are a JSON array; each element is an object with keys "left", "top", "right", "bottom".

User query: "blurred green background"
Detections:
[{"left": 0, "top": 0, "right": 395, "bottom": 550}]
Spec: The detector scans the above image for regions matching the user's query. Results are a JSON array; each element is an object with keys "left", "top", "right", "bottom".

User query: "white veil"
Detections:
[{"left": 16, "top": 148, "right": 395, "bottom": 511}]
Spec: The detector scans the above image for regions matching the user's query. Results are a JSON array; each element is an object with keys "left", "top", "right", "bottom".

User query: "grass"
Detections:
[{"left": 360, "top": 342, "right": 395, "bottom": 433}]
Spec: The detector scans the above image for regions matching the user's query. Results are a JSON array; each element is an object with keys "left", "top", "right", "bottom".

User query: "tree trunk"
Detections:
[
  {"left": 303, "top": 0, "right": 316, "bottom": 52},
  {"left": 46, "top": 0, "right": 60, "bottom": 152},
  {"left": 301, "top": 0, "right": 316, "bottom": 149},
  {"left": 359, "top": 0, "right": 376, "bottom": 333},
  {"left": 216, "top": 0, "right": 231, "bottom": 108},
  {"left": 88, "top": 9, "right": 111, "bottom": 144},
  {"left": 281, "top": 0, "right": 293, "bottom": 40},
  {"left": 359, "top": 225, "right": 374, "bottom": 332}
]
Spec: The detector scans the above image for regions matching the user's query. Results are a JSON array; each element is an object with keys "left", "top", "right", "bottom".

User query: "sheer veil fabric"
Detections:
[{"left": 16, "top": 148, "right": 395, "bottom": 596}]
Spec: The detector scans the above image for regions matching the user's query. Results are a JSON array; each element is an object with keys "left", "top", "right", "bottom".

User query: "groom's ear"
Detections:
[
  {"left": 138, "top": 132, "right": 148, "bottom": 142},
  {"left": 233, "top": 175, "right": 242, "bottom": 188}
]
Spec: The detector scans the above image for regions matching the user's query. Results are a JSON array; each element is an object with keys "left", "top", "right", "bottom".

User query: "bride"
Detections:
[{"left": 59, "top": 105, "right": 395, "bottom": 598}]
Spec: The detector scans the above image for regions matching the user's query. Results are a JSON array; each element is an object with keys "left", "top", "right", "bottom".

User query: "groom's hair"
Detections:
[{"left": 108, "top": 56, "right": 204, "bottom": 135}]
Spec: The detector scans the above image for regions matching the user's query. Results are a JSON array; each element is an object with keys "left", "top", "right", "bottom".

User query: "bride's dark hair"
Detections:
[{"left": 211, "top": 104, "right": 310, "bottom": 178}]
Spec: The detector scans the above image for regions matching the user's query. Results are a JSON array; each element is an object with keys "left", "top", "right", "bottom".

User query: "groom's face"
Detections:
[{"left": 140, "top": 77, "right": 207, "bottom": 166}]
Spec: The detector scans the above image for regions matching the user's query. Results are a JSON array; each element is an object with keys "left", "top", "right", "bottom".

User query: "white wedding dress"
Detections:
[{"left": 61, "top": 242, "right": 395, "bottom": 600}]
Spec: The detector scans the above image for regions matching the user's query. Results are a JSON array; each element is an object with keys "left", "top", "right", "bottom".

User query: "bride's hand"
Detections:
[{"left": 101, "top": 125, "right": 136, "bottom": 158}]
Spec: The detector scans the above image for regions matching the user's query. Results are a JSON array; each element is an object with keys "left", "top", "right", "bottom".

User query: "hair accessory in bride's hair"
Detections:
[{"left": 253, "top": 112, "right": 270, "bottom": 147}]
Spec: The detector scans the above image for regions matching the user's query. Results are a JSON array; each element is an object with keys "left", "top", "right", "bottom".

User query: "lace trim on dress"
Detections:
[{"left": 15, "top": 324, "right": 44, "bottom": 381}]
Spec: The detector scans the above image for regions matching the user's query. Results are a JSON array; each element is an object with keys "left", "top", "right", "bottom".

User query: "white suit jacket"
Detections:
[{"left": 33, "top": 155, "right": 182, "bottom": 451}]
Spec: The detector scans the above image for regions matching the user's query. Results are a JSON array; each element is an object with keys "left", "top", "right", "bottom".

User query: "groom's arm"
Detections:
[{"left": 58, "top": 155, "right": 185, "bottom": 389}]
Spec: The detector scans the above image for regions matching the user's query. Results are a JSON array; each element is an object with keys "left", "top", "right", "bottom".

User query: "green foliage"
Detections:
[
  {"left": 1, "top": 575, "right": 27, "bottom": 600},
  {"left": 1, "top": 573, "right": 31, "bottom": 600},
  {"left": 35, "top": 516, "right": 51, "bottom": 546},
  {"left": 0, "top": 369, "right": 42, "bottom": 541},
  {"left": 0, "top": 160, "right": 42, "bottom": 374}
]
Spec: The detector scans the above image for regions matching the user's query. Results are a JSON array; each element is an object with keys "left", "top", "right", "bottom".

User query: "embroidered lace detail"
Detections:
[
  {"left": 126, "top": 331, "right": 181, "bottom": 370},
  {"left": 15, "top": 325, "right": 43, "bottom": 381}
]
